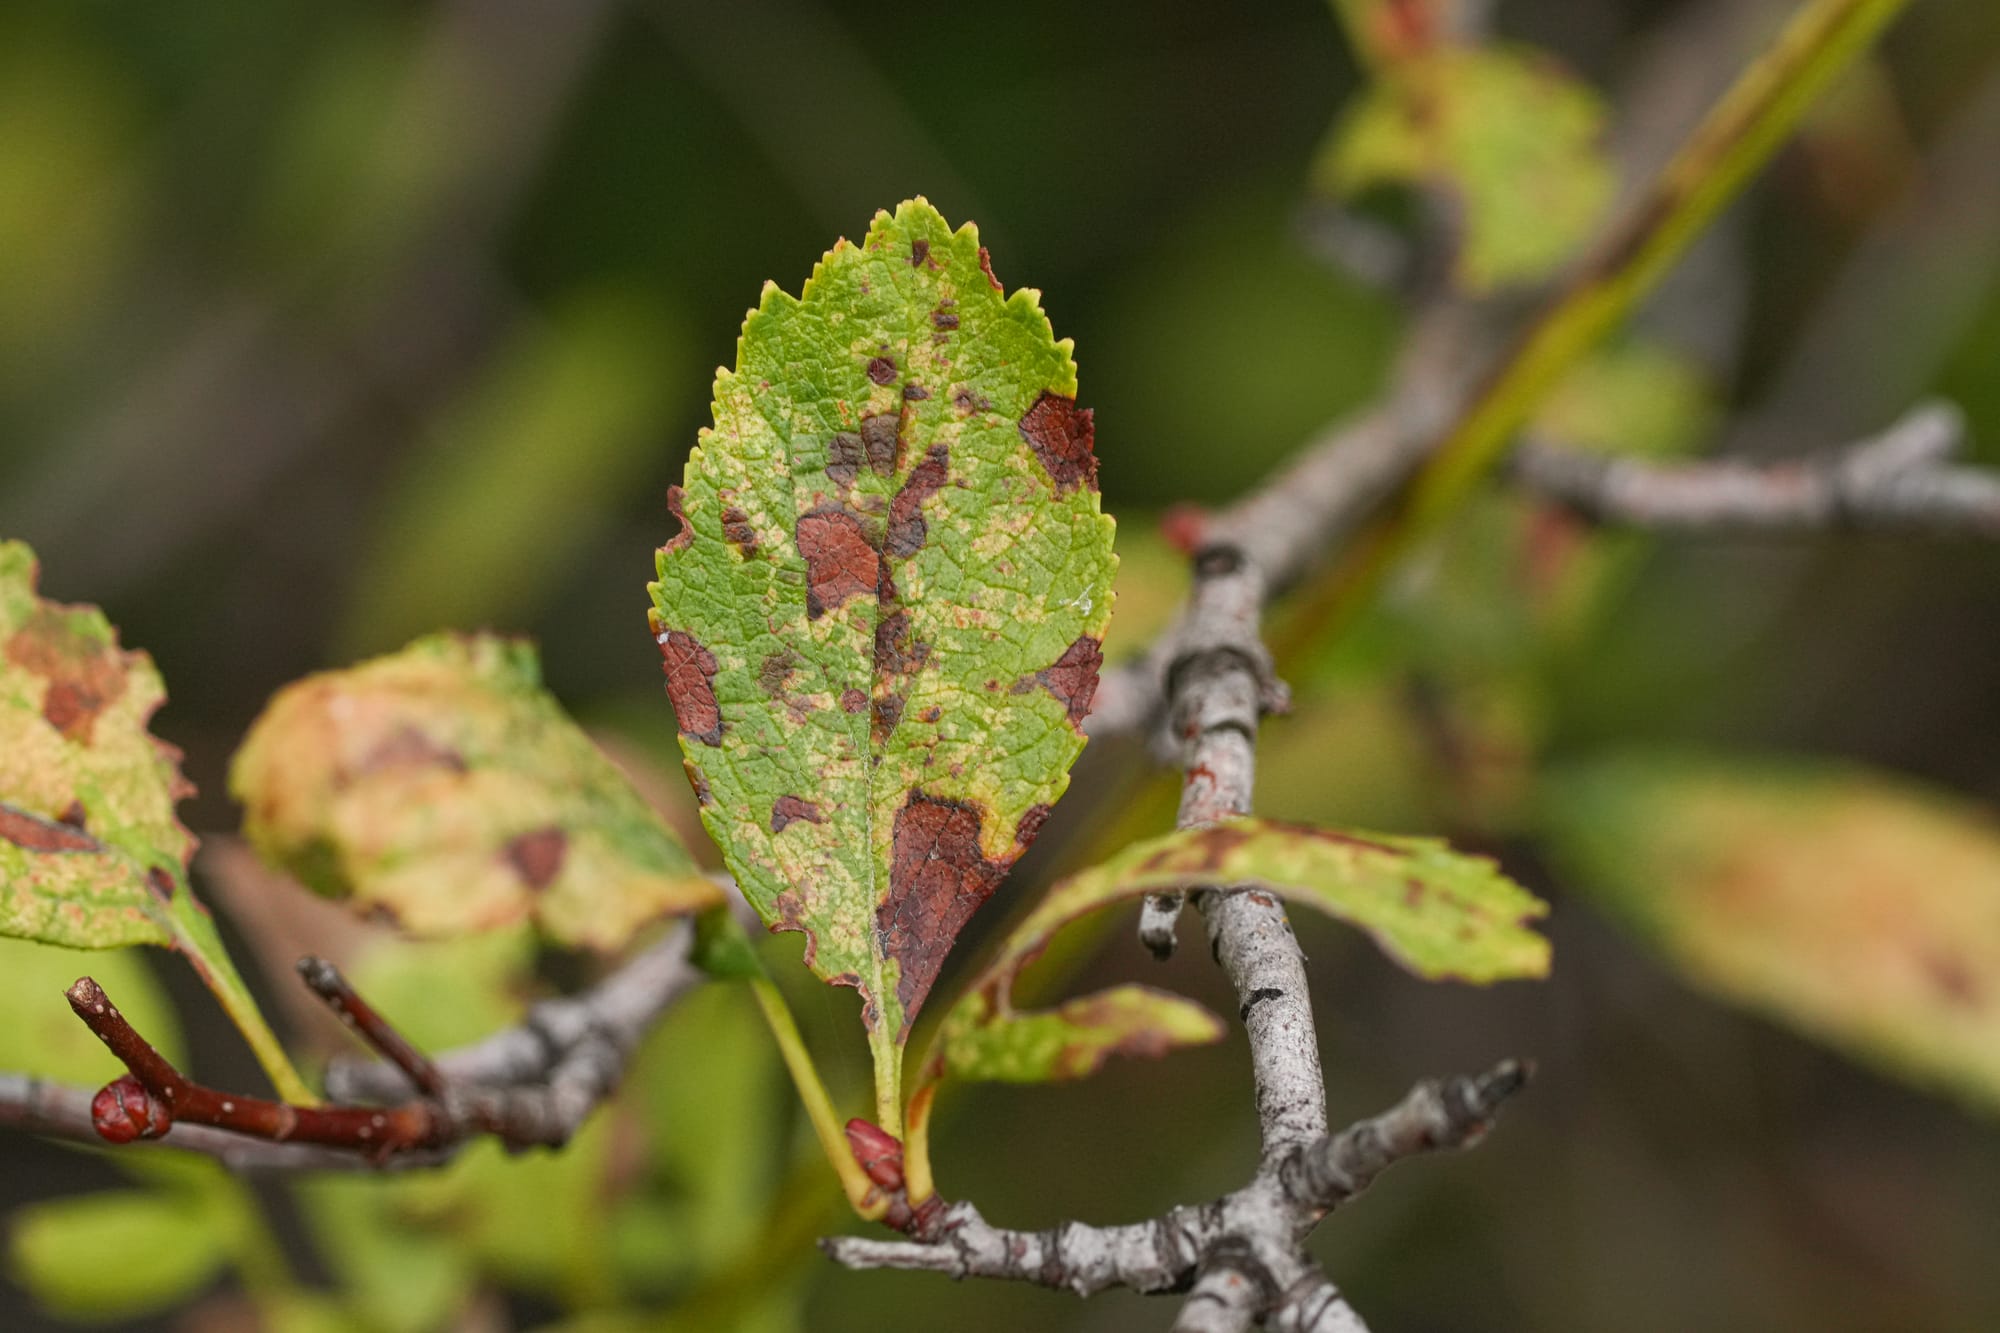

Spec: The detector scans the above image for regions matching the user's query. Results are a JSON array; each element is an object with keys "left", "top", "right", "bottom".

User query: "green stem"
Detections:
[
  {"left": 748, "top": 975, "right": 881, "bottom": 1216},
  {"left": 173, "top": 934, "right": 317, "bottom": 1107},
  {"left": 1303, "top": 0, "right": 1915, "bottom": 645}
]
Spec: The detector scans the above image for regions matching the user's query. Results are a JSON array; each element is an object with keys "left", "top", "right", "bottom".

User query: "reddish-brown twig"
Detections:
[
  {"left": 296, "top": 956, "right": 447, "bottom": 1099},
  {"left": 67, "top": 976, "right": 447, "bottom": 1157}
]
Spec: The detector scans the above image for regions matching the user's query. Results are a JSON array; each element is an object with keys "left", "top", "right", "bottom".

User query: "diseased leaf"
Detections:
[
  {"left": 0, "top": 540, "right": 311, "bottom": 1103},
  {"left": 0, "top": 539, "right": 196, "bottom": 949},
  {"left": 1319, "top": 45, "right": 1613, "bottom": 291},
  {"left": 647, "top": 199, "right": 1118, "bottom": 1098},
  {"left": 1545, "top": 754, "right": 2000, "bottom": 1115},
  {"left": 230, "top": 632, "right": 718, "bottom": 951},
  {"left": 926, "top": 817, "right": 1547, "bottom": 1088}
]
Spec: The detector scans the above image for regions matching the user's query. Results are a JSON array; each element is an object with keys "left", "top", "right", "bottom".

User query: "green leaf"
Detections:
[
  {"left": 0, "top": 540, "right": 310, "bottom": 1103},
  {"left": 928, "top": 817, "right": 1548, "bottom": 1087},
  {"left": 231, "top": 632, "right": 718, "bottom": 952},
  {"left": 939, "top": 986, "right": 1227, "bottom": 1086},
  {"left": 0, "top": 936, "right": 184, "bottom": 1079},
  {"left": 1544, "top": 754, "right": 2000, "bottom": 1115},
  {"left": 647, "top": 199, "right": 1118, "bottom": 1117},
  {"left": 1320, "top": 45, "right": 1614, "bottom": 291},
  {"left": 7, "top": 1190, "right": 228, "bottom": 1320}
]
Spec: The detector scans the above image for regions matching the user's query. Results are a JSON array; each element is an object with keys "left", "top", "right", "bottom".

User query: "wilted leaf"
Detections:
[
  {"left": 230, "top": 632, "right": 718, "bottom": 951},
  {"left": 1545, "top": 754, "right": 2000, "bottom": 1114},
  {"left": 926, "top": 817, "right": 1547, "bottom": 1087},
  {"left": 0, "top": 540, "right": 309, "bottom": 1102},
  {"left": 7, "top": 1190, "right": 228, "bottom": 1320},
  {"left": 1320, "top": 45, "right": 1613, "bottom": 291},
  {"left": 647, "top": 199, "right": 1118, "bottom": 1097}
]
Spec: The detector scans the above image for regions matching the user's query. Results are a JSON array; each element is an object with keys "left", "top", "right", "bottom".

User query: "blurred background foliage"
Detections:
[{"left": 4, "top": 0, "right": 2000, "bottom": 1329}]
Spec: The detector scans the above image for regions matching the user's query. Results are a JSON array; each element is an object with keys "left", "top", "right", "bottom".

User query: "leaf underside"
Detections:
[
  {"left": 930, "top": 817, "right": 1550, "bottom": 1086},
  {"left": 230, "top": 632, "right": 718, "bottom": 951},
  {"left": 648, "top": 199, "right": 1117, "bottom": 1047},
  {"left": 1548, "top": 754, "right": 2000, "bottom": 1115}
]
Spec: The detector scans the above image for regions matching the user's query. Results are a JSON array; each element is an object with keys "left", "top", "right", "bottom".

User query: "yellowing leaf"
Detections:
[
  {"left": 230, "top": 633, "right": 717, "bottom": 951},
  {"left": 1546, "top": 755, "right": 2000, "bottom": 1114},
  {"left": 1321, "top": 45, "right": 1614, "bottom": 291},
  {"left": 0, "top": 540, "right": 195, "bottom": 948},
  {"left": 647, "top": 199, "right": 1118, "bottom": 1119},
  {"left": 925, "top": 817, "right": 1548, "bottom": 1089},
  {"left": 0, "top": 540, "right": 310, "bottom": 1103}
]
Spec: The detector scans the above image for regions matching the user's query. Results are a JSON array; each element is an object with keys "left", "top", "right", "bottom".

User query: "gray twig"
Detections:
[
  {"left": 1514, "top": 400, "right": 1999, "bottom": 536},
  {"left": 827, "top": 535, "right": 1530, "bottom": 1329}
]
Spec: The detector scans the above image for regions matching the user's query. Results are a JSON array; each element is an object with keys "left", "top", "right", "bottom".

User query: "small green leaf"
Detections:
[
  {"left": 7, "top": 1190, "right": 228, "bottom": 1320},
  {"left": 927, "top": 817, "right": 1548, "bottom": 1087},
  {"left": 0, "top": 540, "right": 310, "bottom": 1103},
  {"left": 231, "top": 632, "right": 719, "bottom": 951},
  {"left": 1544, "top": 754, "right": 2000, "bottom": 1115},
  {"left": 647, "top": 199, "right": 1118, "bottom": 1120},
  {"left": 1320, "top": 45, "right": 1614, "bottom": 291},
  {"left": 940, "top": 985, "right": 1226, "bottom": 1086}
]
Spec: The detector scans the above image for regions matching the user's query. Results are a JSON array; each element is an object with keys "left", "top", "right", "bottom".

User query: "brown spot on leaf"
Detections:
[
  {"left": 682, "top": 758, "right": 712, "bottom": 805},
  {"left": 505, "top": 827, "right": 567, "bottom": 890},
  {"left": 903, "top": 383, "right": 930, "bottom": 401},
  {"left": 661, "top": 485, "right": 693, "bottom": 554},
  {"left": 871, "top": 692, "right": 906, "bottom": 745},
  {"left": 57, "top": 801, "right": 87, "bottom": 830},
  {"left": 771, "top": 795, "right": 825, "bottom": 833},
  {"left": 977, "top": 246, "right": 1003, "bottom": 290},
  {"left": 840, "top": 687, "right": 868, "bottom": 713},
  {"left": 827, "top": 432, "right": 864, "bottom": 487},
  {"left": 0, "top": 802, "right": 103, "bottom": 853},
  {"left": 721, "top": 505, "right": 757, "bottom": 557},
  {"left": 1021, "top": 635, "right": 1103, "bottom": 730},
  {"left": 145, "top": 866, "right": 175, "bottom": 903},
  {"left": 859, "top": 413, "right": 899, "bottom": 475},
  {"left": 758, "top": 648, "right": 800, "bottom": 697},
  {"left": 919, "top": 706, "right": 941, "bottom": 723},
  {"left": 886, "top": 444, "right": 949, "bottom": 558},
  {"left": 796, "top": 507, "right": 880, "bottom": 619},
  {"left": 931, "top": 308, "right": 959, "bottom": 331},
  {"left": 771, "top": 889, "right": 818, "bottom": 967},
  {"left": 873, "top": 608, "right": 929, "bottom": 676},
  {"left": 1927, "top": 952, "right": 1982, "bottom": 1009},
  {"left": 953, "top": 387, "right": 990, "bottom": 415},
  {"left": 351, "top": 725, "right": 466, "bottom": 781},
  {"left": 656, "top": 629, "right": 724, "bottom": 745},
  {"left": 867, "top": 356, "right": 897, "bottom": 386},
  {"left": 909, "top": 238, "right": 929, "bottom": 267},
  {"left": 1019, "top": 392, "right": 1099, "bottom": 494},
  {"left": 5, "top": 610, "right": 130, "bottom": 744},
  {"left": 879, "top": 795, "right": 1014, "bottom": 1033}
]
